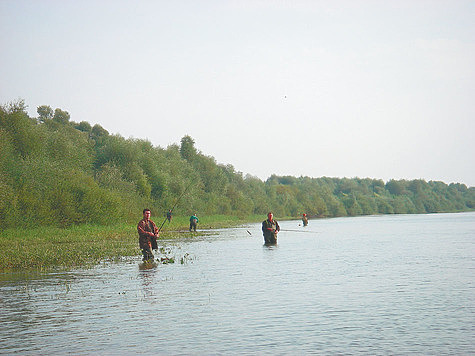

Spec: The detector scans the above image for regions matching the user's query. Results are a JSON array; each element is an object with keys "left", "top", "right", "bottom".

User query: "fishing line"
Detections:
[
  {"left": 158, "top": 179, "right": 195, "bottom": 232},
  {"left": 279, "top": 229, "right": 319, "bottom": 234}
]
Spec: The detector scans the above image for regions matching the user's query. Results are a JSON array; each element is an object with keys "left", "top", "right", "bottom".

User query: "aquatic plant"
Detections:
[
  {"left": 0, "top": 215, "right": 248, "bottom": 271},
  {"left": 180, "top": 253, "right": 195, "bottom": 265}
]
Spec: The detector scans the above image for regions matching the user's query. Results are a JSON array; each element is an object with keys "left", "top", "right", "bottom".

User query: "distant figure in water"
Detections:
[
  {"left": 137, "top": 209, "right": 159, "bottom": 262},
  {"left": 166, "top": 209, "right": 172, "bottom": 223},
  {"left": 302, "top": 213, "right": 308, "bottom": 227},
  {"left": 262, "top": 212, "right": 280, "bottom": 245},
  {"left": 189, "top": 213, "right": 199, "bottom": 232}
]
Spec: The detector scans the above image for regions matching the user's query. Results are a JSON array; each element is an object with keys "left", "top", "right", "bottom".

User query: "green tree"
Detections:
[
  {"left": 53, "top": 108, "right": 70, "bottom": 125},
  {"left": 386, "top": 180, "right": 406, "bottom": 195},
  {"left": 37, "top": 105, "right": 54, "bottom": 122},
  {"left": 75, "top": 121, "right": 92, "bottom": 133},
  {"left": 180, "top": 135, "right": 197, "bottom": 161},
  {"left": 1, "top": 100, "right": 474, "bottom": 229},
  {"left": 0, "top": 102, "right": 45, "bottom": 158},
  {"left": 342, "top": 196, "right": 363, "bottom": 216}
]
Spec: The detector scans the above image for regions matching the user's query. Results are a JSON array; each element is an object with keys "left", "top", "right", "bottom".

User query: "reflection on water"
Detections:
[
  {"left": 138, "top": 264, "right": 158, "bottom": 299},
  {"left": 0, "top": 212, "right": 474, "bottom": 355}
]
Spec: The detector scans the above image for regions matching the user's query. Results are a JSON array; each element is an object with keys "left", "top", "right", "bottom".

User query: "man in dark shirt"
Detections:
[
  {"left": 137, "top": 209, "right": 159, "bottom": 261},
  {"left": 262, "top": 212, "right": 280, "bottom": 245}
]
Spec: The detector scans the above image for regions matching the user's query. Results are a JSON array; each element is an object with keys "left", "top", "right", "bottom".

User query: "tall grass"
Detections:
[
  {"left": 0, "top": 224, "right": 134, "bottom": 270},
  {"left": 0, "top": 215, "right": 260, "bottom": 271}
]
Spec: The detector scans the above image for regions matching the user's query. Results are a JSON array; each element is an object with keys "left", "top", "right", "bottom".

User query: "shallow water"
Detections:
[{"left": 1, "top": 212, "right": 474, "bottom": 355}]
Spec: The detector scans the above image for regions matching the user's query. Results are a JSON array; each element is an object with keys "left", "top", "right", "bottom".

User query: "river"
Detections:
[{"left": 1, "top": 212, "right": 474, "bottom": 355}]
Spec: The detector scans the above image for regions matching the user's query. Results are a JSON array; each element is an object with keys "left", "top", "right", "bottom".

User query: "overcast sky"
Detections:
[{"left": 1, "top": 0, "right": 474, "bottom": 186}]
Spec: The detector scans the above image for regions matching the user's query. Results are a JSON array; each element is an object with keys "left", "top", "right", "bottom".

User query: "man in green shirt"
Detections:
[{"left": 189, "top": 213, "right": 199, "bottom": 232}]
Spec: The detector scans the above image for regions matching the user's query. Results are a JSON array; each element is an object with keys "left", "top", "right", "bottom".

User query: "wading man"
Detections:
[
  {"left": 189, "top": 213, "right": 199, "bottom": 232},
  {"left": 302, "top": 213, "right": 308, "bottom": 227},
  {"left": 262, "top": 212, "right": 280, "bottom": 245},
  {"left": 137, "top": 209, "right": 159, "bottom": 261}
]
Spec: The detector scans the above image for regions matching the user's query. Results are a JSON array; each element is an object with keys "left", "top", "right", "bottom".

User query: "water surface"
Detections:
[{"left": 1, "top": 212, "right": 474, "bottom": 355}]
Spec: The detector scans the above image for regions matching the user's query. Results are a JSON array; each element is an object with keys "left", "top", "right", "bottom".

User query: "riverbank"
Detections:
[{"left": 0, "top": 215, "right": 264, "bottom": 271}]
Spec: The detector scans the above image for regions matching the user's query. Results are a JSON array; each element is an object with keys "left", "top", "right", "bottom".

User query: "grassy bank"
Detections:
[{"left": 0, "top": 214, "right": 264, "bottom": 271}]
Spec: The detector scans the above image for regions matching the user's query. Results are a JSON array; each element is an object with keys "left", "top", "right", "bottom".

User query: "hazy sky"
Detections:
[{"left": 1, "top": 0, "right": 474, "bottom": 186}]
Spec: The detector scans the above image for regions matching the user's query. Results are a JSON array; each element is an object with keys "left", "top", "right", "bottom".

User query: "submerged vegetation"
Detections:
[
  {"left": 0, "top": 215, "right": 243, "bottom": 270},
  {"left": 0, "top": 224, "right": 136, "bottom": 270},
  {"left": 0, "top": 99, "right": 474, "bottom": 269}
]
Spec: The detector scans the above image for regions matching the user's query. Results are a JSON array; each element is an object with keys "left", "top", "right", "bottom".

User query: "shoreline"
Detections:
[
  {"left": 2, "top": 211, "right": 473, "bottom": 272},
  {"left": 0, "top": 215, "right": 264, "bottom": 272}
]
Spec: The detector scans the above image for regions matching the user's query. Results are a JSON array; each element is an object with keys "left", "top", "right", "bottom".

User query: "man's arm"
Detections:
[
  {"left": 262, "top": 221, "right": 273, "bottom": 232},
  {"left": 151, "top": 221, "right": 159, "bottom": 236}
]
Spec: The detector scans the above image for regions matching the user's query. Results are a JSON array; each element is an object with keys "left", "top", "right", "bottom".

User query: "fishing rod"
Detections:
[
  {"left": 158, "top": 179, "right": 195, "bottom": 232},
  {"left": 246, "top": 228, "right": 318, "bottom": 236},
  {"left": 279, "top": 229, "right": 319, "bottom": 234}
]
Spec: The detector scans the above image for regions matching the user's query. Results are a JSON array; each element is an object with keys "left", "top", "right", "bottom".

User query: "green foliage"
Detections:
[
  {"left": 53, "top": 108, "right": 70, "bottom": 124},
  {"left": 180, "top": 135, "right": 197, "bottom": 161},
  {"left": 0, "top": 175, "right": 18, "bottom": 227},
  {"left": 0, "top": 101, "right": 45, "bottom": 158},
  {"left": 37, "top": 105, "right": 53, "bottom": 122},
  {"left": 386, "top": 179, "right": 406, "bottom": 195},
  {"left": 1, "top": 100, "right": 474, "bottom": 230},
  {"left": 75, "top": 121, "right": 92, "bottom": 133},
  {"left": 342, "top": 196, "right": 363, "bottom": 216}
]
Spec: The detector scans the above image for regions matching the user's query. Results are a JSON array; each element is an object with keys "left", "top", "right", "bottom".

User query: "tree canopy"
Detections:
[{"left": 0, "top": 100, "right": 473, "bottom": 228}]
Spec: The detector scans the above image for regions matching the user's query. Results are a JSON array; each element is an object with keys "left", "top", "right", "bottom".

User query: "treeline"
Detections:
[{"left": 0, "top": 100, "right": 473, "bottom": 229}]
